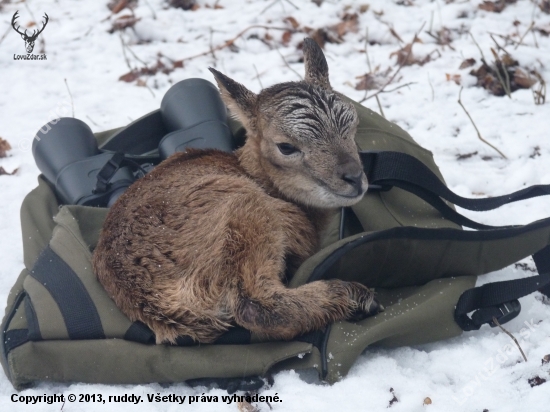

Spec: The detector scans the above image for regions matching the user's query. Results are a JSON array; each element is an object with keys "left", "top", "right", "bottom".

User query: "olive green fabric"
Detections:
[
  {"left": 2, "top": 100, "right": 550, "bottom": 390},
  {"left": 8, "top": 339, "right": 312, "bottom": 389}
]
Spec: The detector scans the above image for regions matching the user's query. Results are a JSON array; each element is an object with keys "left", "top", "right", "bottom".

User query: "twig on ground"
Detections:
[
  {"left": 371, "top": 82, "right": 416, "bottom": 96},
  {"left": 260, "top": 0, "right": 298, "bottom": 15},
  {"left": 178, "top": 25, "right": 295, "bottom": 64},
  {"left": 119, "top": 33, "right": 134, "bottom": 71},
  {"left": 122, "top": 39, "right": 147, "bottom": 65},
  {"left": 253, "top": 64, "right": 263, "bottom": 89},
  {"left": 64, "top": 79, "right": 75, "bottom": 117},
  {"left": 469, "top": 32, "right": 488, "bottom": 63},
  {"left": 275, "top": 46, "right": 302, "bottom": 80},
  {"left": 427, "top": 72, "right": 434, "bottom": 101},
  {"left": 0, "top": 24, "right": 11, "bottom": 46},
  {"left": 209, "top": 27, "right": 216, "bottom": 61},
  {"left": 359, "top": 22, "right": 425, "bottom": 104},
  {"left": 531, "top": 27, "right": 539, "bottom": 48},
  {"left": 515, "top": 21, "right": 535, "bottom": 50},
  {"left": 457, "top": 87, "right": 507, "bottom": 159},
  {"left": 363, "top": 28, "right": 385, "bottom": 117},
  {"left": 532, "top": 72, "right": 546, "bottom": 105},
  {"left": 488, "top": 31, "right": 519, "bottom": 47},
  {"left": 492, "top": 316, "right": 528, "bottom": 362},
  {"left": 86, "top": 115, "right": 100, "bottom": 127},
  {"left": 489, "top": 34, "right": 511, "bottom": 55},
  {"left": 490, "top": 48, "right": 512, "bottom": 98},
  {"left": 24, "top": 1, "right": 37, "bottom": 22},
  {"left": 142, "top": 78, "right": 156, "bottom": 98},
  {"left": 143, "top": 0, "right": 157, "bottom": 19}
]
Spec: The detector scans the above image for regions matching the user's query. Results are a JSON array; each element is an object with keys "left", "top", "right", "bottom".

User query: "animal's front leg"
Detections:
[{"left": 232, "top": 276, "right": 381, "bottom": 341}]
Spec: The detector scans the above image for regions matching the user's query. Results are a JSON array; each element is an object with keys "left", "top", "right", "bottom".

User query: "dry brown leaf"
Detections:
[
  {"left": 307, "top": 28, "right": 331, "bottom": 49},
  {"left": 459, "top": 58, "right": 476, "bottom": 69},
  {"left": 427, "top": 27, "right": 454, "bottom": 48},
  {"left": 535, "top": 24, "right": 550, "bottom": 36},
  {"left": 284, "top": 16, "right": 300, "bottom": 30},
  {"left": 528, "top": 376, "right": 547, "bottom": 387},
  {"left": 469, "top": 51, "right": 540, "bottom": 96},
  {"left": 108, "top": 15, "right": 141, "bottom": 33},
  {"left": 542, "top": 354, "right": 550, "bottom": 365},
  {"left": 423, "top": 397, "right": 432, "bottom": 405},
  {"left": 359, "top": 4, "right": 370, "bottom": 13},
  {"left": 457, "top": 151, "right": 478, "bottom": 160},
  {"left": 119, "top": 70, "right": 140, "bottom": 82},
  {"left": 388, "top": 388, "right": 398, "bottom": 407},
  {"left": 500, "top": 53, "right": 518, "bottom": 67},
  {"left": 479, "top": 0, "right": 517, "bottom": 13},
  {"left": 282, "top": 30, "right": 292, "bottom": 45},
  {"left": 445, "top": 73, "right": 461, "bottom": 85},
  {"left": 540, "top": 0, "right": 550, "bottom": 14},
  {"left": 237, "top": 400, "right": 260, "bottom": 412},
  {"left": 389, "top": 39, "right": 432, "bottom": 66},
  {"left": 168, "top": 0, "right": 197, "bottom": 10},
  {"left": 355, "top": 67, "right": 392, "bottom": 91},
  {"left": 108, "top": 0, "right": 138, "bottom": 13},
  {"left": 0, "top": 166, "right": 18, "bottom": 176},
  {"left": 0, "top": 137, "right": 11, "bottom": 158},
  {"left": 110, "top": 0, "right": 128, "bottom": 14},
  {"left": 514, "top": 68, "right": 537, "bottom": 88},
  {"left": 389, "top": 27, "right": 404, "bottom": 43},
  {"left": 390, "top": 43, "right": 415, "bottom": 66},
  {"left": 331, "top": 12, "right": 359, "bottom": 38}
]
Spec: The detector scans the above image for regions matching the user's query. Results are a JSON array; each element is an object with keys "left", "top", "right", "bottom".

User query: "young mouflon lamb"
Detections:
[{"left": 93, "top": 38, "right": 380, "bottom": 344}]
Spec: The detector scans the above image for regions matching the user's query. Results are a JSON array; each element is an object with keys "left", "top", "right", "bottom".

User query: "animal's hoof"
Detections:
[{"left": 348, "top": 286, "right": 383, "bottom": 322}]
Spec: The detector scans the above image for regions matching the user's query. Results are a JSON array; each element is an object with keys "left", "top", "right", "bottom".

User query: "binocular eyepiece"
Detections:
[{"left": 32, "top": 78, "right": 234, "bottom": 207}]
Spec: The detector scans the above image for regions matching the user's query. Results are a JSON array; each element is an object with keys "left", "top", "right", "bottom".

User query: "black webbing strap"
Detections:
[
  {"left": 93, "top": 152, "right": 126, "bottom": 194},
  {"left": 30, "top": 246, "right": 105, "bottom": 340},
  {"left": 124, "top": 321, "right": 155, "bottom": 344},
  {"left": 362, "top": 150, "right": 550, "bottom": 331},
  {"left": 533, "top": 245, "right": 550, "bottom": 297},
  {"left": 24, "top": 295, "right": 41, "bottom": 341},
  {"left": 3, "top": 329, "right": 29, "bottom": 353},
  {"left": 361, "top": 151, "right": 550, "bottom": 230},
  {"left": 454, "top": 273, "right": 550, "bottom": 331}
]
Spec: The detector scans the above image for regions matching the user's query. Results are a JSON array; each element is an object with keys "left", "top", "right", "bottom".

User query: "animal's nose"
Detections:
[{"left": 342, "top": 172, "right": 363, "bottom": 194}]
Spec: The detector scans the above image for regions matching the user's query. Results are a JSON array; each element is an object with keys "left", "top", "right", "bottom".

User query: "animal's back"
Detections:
[{"left": 93, "top": 149, "right": 317, "bottom": 343}]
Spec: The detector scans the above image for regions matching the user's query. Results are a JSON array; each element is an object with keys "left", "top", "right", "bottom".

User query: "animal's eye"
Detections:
[{"left": 276, "top": 143, "right": 299, "bottom": 156}]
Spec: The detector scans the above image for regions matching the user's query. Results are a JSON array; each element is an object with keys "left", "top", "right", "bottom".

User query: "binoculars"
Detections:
[{"left": 32, "top": 79, "right": 234, "bottom": 207}]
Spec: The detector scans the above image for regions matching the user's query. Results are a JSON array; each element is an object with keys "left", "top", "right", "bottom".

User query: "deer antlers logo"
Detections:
[{"left": 11, "top": 11, "right": 49, "bottom": 54}]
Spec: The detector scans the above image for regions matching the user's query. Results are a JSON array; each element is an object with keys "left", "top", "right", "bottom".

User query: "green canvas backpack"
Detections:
[{"left": 2, "top": 83, "right": 550, "bottom": 391}]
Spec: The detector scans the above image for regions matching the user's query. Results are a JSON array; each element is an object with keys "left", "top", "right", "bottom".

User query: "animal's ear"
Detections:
[
  {"left": 302, "top": 38, "right": 331, "bottom": 90},
  {"left": 209, "top": 68, "right": 257, "bottom": 132}
]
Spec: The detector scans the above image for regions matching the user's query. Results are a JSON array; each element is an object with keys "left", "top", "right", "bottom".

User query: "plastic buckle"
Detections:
[{"left": 488, "top": 300, "right": 521, "bottom": 327}]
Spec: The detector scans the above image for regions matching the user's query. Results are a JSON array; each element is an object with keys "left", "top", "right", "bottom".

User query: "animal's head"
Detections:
[{"left": 209, "top": 38, "right": 367, "bottom": 209}]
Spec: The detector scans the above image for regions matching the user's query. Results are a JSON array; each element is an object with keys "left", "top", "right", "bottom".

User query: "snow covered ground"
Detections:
[{"left": 1, "top": 0, "right": 550, "bottom": 410}]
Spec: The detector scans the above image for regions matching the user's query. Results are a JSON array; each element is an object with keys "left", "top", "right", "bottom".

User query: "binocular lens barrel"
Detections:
[
  {"left": 32, "top": 78, "right": 235, "bottom": 207},
  {"left": 161, "top": 78, "right": 228, "bottom": 132},
  {"left": 32, "top": 118, "right": 99, "bottom": 185},
  {"left": 159, "top": 78, "right": 234, "bottom": 157}
]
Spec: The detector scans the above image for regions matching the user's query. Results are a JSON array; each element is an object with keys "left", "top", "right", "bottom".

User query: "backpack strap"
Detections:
[
  {"left": 361, "top": 150, "right": 550, "bottom": 331},
  {"left": 454, "top": 272, "right": 550, "bottom": 331},
  {"left": 361, "top": 151, "right": 550, "bottom": 230}
]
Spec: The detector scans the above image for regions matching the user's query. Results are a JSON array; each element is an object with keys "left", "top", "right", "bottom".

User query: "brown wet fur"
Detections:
[{"left": 93, "top": 38, "right": 379, "bottom": 344}]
